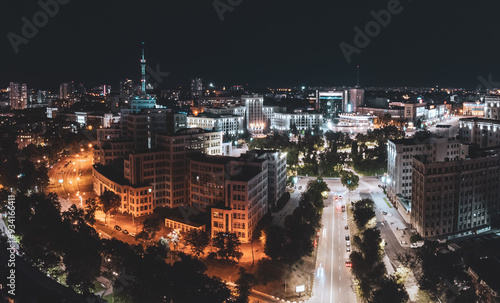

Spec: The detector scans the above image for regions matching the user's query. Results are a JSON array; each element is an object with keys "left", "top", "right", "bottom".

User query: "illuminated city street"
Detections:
[{"left": 46, "top": 150, "right": 95, "bottom": 211}]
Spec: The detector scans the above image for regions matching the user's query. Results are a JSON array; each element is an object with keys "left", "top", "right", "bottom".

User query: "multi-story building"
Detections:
[
  {"left": 122, "top": 110, "right": 187, "bottom": 150},
  {"left": 316, "top": 90, "right": 347, "bottom": 121},
  {"left": 241, "top": 94, "right": 266, "bottom": 134},
  {"left": 246, "top": 150, "right": 287, "bottom": 209},
  {"left": 187, "top": 113, "right": 244, "bottom": 137},
  {"left": 412, "top": 145, "right": 500, "bottom": 239},
  {"left": 93, "top": 128, "right": 223, "bottom": 211},
  {"left": 459, "top": 118, "right": 500, "bottom": 148},
  {"left": 191, "top": 78, "right": 203, "bottom": 99},
  {"left": 199, "top": 96, "right": 241, "bottom": 108},
  {"left": 272, "top": 113, "right": 323, "bottom": 132},
  {"left": 120, "top": 79, "right": 134, "bottom": 101},
  {"left": 204, "top": 106, "right": 247, "bottom": 117},
  {"left": 209, "top": 157, "right": 268, "bottom": 243},
  {"left": 484, "top": 96, "right": 500, "bottom": 120},
  {"left": 348, "top": 88, "right": 365, "bottom": 113},
  {"left": 9, "top": 82, "right": 28, "bottom": 110},
  {"left": 93, "top": 165, "right": 154, "bottom": 217},
  {"left": 189, "top": 150, "right": 286, "bottom": 243},
  {"left": 387, "top": 136, "right": 462, "bottom": 204},
  {"left": 463, "top": 102, "right": 485, "bottom": 117}
]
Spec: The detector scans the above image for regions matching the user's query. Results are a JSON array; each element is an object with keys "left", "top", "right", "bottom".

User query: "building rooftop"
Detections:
[
  {"left": 190, "top": 112, "right": 241, "bottom": 119},
  {"left": 460, "top": 117, "right": 500, "bottom": 124}
]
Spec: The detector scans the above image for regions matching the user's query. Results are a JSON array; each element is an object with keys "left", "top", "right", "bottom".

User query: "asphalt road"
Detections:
[
  {"left": 311, "top": 192, "right": 355, "bottom": 303},
  {"left": 46, "top": 151, "right": 94, "bottom": 211}
]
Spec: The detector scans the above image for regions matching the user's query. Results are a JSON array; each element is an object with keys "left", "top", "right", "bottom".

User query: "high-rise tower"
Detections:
[
  {"left": 141, "top": 42, "right": 147, "bottom": 96},
  {"left": 123, "top": 42, "right": 157, "bottom": 114}
]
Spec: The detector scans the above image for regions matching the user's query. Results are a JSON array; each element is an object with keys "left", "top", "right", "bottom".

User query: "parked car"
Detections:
[
  {"left": 345, "top": 261, "right": 352, "bottom": 267},
  {"left": 345, "top": 225, "right": 349, "bottom": 230},
  {"left": 130, "top": 232, "right": 136, "bottom": 237},
  {"left": 382, "top": 211, "right": 388, "bottom": 215},
  {"left": 346, "top": 241, "right": 351, "bottom": 246},
  {"left": 298, "top": 186, "right": 302, "bottom": 190},
  {"left": 346, "top": 247, "right": 351, "bottom": 252},
  {"left": 114, "top": 225, "right": 121, "bottom": 231},
  {"left": 122, "top": 229, "right": 129, "bottom": 235},
  {"left": 345, "top": 235, "right": 350, "bottom": 241}
]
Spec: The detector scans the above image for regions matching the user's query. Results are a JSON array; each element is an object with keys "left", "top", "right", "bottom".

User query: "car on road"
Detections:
[
  {"left": 114, "top": 225, "right": 121, "bottom": 231},
  {"left": 382, "top": 211, "right": 388, "bottom": 215},
  {"left": 298, "top": 186, "right": 302, "bottom": 190},
  {"left": 130, "top": 232, "right": 136, "bottom": 237},
  {"left": 345, "top": 261, "right": 352, "bottom": 267},
  {"left": 122, "top": 230, "right": 129, "bottom": 235},
  {"left": 345, "top": 225, "right": 349, "bottom": 230},
  {"left": 342, "top": 216, "right": 346, "bottom": 220},
  {"left": 345, "top": 235, "right": 350, "bottom": 241},
  {"left": 346, "top": 247, "right": 351, "bottom": 252},
  {"left": 346, "top": 241, "right": 350, "bottom": 246}
]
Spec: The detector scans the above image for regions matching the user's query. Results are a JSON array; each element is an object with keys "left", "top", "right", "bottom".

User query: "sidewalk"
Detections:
[{"left": 365, "top": 190, "right": 412, "bottom": 248}]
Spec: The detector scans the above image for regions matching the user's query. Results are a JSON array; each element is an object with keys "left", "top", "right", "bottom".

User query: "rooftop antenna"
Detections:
[
  {"left": 356, "top": 65, "right": 360, "bottom": 88},
  {"left": 141, "top": 42, "right": 147, "bottom": 96}
]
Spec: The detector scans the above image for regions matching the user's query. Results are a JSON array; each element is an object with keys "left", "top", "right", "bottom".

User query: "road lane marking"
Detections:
[{"left": 330, "top": 208, "right": 334, "bottom": 303}]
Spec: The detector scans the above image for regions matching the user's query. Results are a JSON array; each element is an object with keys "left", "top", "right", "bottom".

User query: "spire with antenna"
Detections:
[
  {"left": 356, "top": 65, "right": 360, "bottom": 88},
  {"left": 141, "top": 42, "right": 147, "bottom": 96}
]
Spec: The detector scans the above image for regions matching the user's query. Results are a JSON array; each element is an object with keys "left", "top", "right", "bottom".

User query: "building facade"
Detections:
[
  {"left": 9, "top": 82, "right": 28, "bottom": 110},
  {"left": 412, "top": 147, "right": 500, "bottom": 239},
  {"left": 241, "top": 94, "right": 265, "bottom": 134},
  {"left": 484, "top": 96, "right": 500, "bottom": 120},
  {"left": 187, "top": 114, "right": 244, "bottom": 137},
  {"left": 272, "top": 113, "right": 323, "bottom": 132},
  {"left": 387, "top": 137, "right": 462, "bottom": 204},
  {"left": 459, "top": 118, "right": 500, "bottom": 148}
]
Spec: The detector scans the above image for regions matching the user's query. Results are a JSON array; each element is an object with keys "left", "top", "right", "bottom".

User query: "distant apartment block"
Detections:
[{"left": 9, "top": 82, "right": 28, "bottom": 110}]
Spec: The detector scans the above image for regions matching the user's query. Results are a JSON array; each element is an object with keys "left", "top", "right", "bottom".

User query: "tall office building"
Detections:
[
  {"left": 120, "top": 79, "right": 134, "bottom": 101},
  {"left": 191, "top": 78, "right": 203, "bottom": 99},
  {"left": 316, "top": 91, "right": 346, "bottom": 121},
  {"left": 241, "top": 94, "right": 265, "bottom": 134},
  {"left": 60, "top": 83, "right": 69, "bottom": 100},
  {"left": 9, "top": 82, "right": 28, "bottom": 110},
  {"left": 348, "top": 88, "right": 365, "bottom": 113}
]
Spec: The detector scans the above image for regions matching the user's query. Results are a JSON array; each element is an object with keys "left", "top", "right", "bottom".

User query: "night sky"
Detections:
[{"left": 1, "top": 0, "right": 500, "bottom": 90}]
